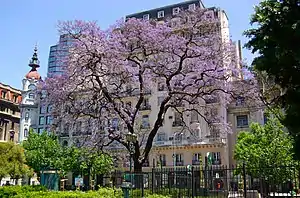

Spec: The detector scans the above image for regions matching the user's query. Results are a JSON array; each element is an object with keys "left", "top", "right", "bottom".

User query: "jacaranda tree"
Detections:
[{"left": 42, "top": 7, "right": 258, "bottom": 171}]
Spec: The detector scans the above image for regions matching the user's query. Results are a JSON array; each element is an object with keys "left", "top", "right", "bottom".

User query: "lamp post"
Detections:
[
  {"left": 172, "top": 132, "right": 183, "bottom": 187},
  {"left": 125, "top": 132, "right": 137, "bottom": 197}
]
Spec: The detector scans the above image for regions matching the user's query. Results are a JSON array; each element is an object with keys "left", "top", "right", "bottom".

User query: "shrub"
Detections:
[
  {"left": 0, "top": 185, "right": 170, "bottom": 198},
  {"left": 0, "top": 185, "right": 47, "bottom": 197}
]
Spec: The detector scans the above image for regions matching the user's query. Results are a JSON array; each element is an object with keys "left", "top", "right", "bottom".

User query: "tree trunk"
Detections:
[
  {"left": 133, "top": 160, "right": 143, "bottom": 173},
  {"left": 133, "top": 157, "right": 143, "bottom": 189}
]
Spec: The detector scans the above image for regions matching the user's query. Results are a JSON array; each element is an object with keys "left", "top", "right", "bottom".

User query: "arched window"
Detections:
[
  {"left": 24, "top": 128, "right": 28, "bottom": 137},
  {"left": 28, "top": 84, "right": 36, "bottom": 90},
  {"left": 28, "top": 93, "right": 35, "bottom": 99},
  {"left": 62, "top": 140, "right": 68, "bottom": 147}
]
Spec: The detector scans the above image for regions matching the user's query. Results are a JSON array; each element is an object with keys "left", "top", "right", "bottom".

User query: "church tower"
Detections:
[{"left": 19, "top": 46, "right": 42, "bottom": 142}]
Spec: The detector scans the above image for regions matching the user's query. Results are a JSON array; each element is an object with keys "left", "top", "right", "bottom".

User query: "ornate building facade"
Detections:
[{"left": 0, "top": 83, "right": 21, "bottom": 143}]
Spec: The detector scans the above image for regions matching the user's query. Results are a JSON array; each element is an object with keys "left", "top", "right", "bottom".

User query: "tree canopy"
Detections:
[
  {"left": 22, "top": 130, "right": 64, "bottom": 173},
  {"left": 22, "top": 130, "right": 112, "bottom": 176},
  {"left": 234, "top": 111, "right": 296, "bottom": 183},
  {"left": 42, "top": 7, "right": 257, "bottom": 171},
  {"left": 0, "top": 142, "right": 30, "bottom": 182},
  {"left": 245, "top": 0, "right": 300, "bottom": 159}
]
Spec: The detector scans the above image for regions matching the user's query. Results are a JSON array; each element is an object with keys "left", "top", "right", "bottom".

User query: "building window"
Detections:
[
  {"left": 157, "top": 96, "right": 165, "bottom": 106},
  {"left": 158, "top": 82, "right": 166, "bottom": 91},
  {"left": 173, "top": 112, "right": 183, "bottom": 127},
  {"left": 175, "top": 153, "right": 184, "bottom": 166},
  {"left": 142, "top": 115, "right": 150, "bottom": 129},
  {"left": 191, "top": 110, "right": 198, "bottom": 123},
  {"left": 125, "top": 102, "right": 131, "bottom": 109},
  {"left": 39, "top": 116, "right": 45, "bottom": 125},
  {"left": 24, "top": 128, "right": 28, "bottom": 137},
  {"left": 112, "top": 118, "right": 119, "bottom": 130},
  {"left": 75, "top": 121, "right": 82, "bottom": 135},
  {"left": 38, "top": 128, "right": 43, "bottom": 134},
  {"left": 236, "top": 96, "right": 245, "bottom": 106},
  {"left": 62, "top": 140, "right": 68, "bottom": 147},
  {"left": 47, "top": 105, "right": 53, "bottom": 113},
  {"left": 28, "top": 84, "right": 36, "bottom": 90},
  {"left": 205, "top": 10, "right": 214, "bottom": 20},
  {"left": 157, "top": 133, "right": 166, "bottom": 141},
  {"left": 143, "top": 14, "right": 150, "bottom": 21},
  {"left": 12, "top": 95, "right": 18, "bottom": 103},
  {"left": 212, "top": 152, "right": 221, "bottom": 165},
  {"left": 1, "top": 91, "right": 7, "bottom": 99},
  {"left": 25, "top": 112, "right": 29, "bottom": 121},
  {"left": 28, "top": 93, "right": 35, "bottom": 99},
  {"left": 40, "top": 106, "right": 46, "bottom": 114},
  {"left": 173, "top": 7, "right": 180, "bottom": 15},
  {"left": 157, "top": 10, "right": 164, "bottom": 18},
  {"left": 141, "top": 98, "right": 151, "bottom": 110},
  {"left": 193, "top": 153, "right": 202, "bottom": 165},
  {"left": 158, "top": 154, "right": 166, "bottom": 166},
  {"left": 264, "top": 113, "right": 268, "bottom": 124},
  {"left": 189, "top": 3, "right": 196, "bottom": 11},
  {"left": 46, "top": 116, "right": 53, "bottom": 125},
  {"left": 237, "top": 115, "right": 248, "bottom": 128}
]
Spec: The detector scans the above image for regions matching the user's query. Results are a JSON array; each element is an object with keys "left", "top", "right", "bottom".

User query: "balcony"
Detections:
[
  {"left": 158, "top": 161, "right": 166, "bottom": 166},
  {"left": 192, "top": 160, "right": 201, "bottom": 165},
  {"left": 175, "top": 161, "right": 184, "bottom": 166},
  {"left": 204, "top": 97, "right": 218, "bottom": 104},
  {"left": 140, "top": 105, "right": 151, "bottom": 111},
  {"left": 212, "top": 160, "right": 221, "bottom": 165},
  {"left": 172, "top": 121, "right": 184, "bottom": 127},
  {"left": 141, "top": 124, "right": 150, "bottom": 129},
  {"left": 60, "top": 132, "right": 69, "bottom": 137},
  {"left": 142, "top": 162, "right": 150, "bottom": 167}
]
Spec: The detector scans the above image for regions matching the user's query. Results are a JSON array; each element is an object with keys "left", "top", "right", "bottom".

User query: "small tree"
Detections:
[
  {"left": 22, "top": 130, "right": 63, "bottom": 173},
  {"left": 234, "top": 111, "right": 296, "bottom": 185},
  {"left": 0, "top": 142, "right": 29, "bottom": 184},
  {"left": 23, "top": 129, "right": 112, "bottom": 178}
]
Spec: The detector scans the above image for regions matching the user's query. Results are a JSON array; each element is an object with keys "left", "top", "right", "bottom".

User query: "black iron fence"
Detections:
[{"left": 99, "top": 164, "right": 300, "bottom": 198}]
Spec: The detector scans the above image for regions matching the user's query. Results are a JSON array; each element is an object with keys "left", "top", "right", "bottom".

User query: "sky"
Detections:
[{"left": 0, "top": 0, "right": 260, "bottom": 90}]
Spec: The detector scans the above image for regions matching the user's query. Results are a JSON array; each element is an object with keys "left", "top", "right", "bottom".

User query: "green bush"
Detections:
[
  {"left": 0, "top": 185, "right": 47, "bottom": 197},
  {"left": 146, "top": 194, "right": 171, "bottom": 198},
  {"left": 13, "top": 190, "right": 122, "bottom": 198},
  {"left": 0, "top": 185, "right": 170, "bottom": 198}
]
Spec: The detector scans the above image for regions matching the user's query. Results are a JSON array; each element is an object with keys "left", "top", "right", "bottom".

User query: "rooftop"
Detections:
[
  {"left": 126, "top": 0, "right": 204, "bottom": 19},
  {"left": 0, "top": 82, "right": 21, "bottom": 94}
]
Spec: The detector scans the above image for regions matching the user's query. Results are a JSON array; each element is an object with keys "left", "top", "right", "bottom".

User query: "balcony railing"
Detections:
[
  {"left": 141, "top": 124, "right": 150, "bottom": 129},
  {"left": 175, "top": 161, "right": 184, "bottom": 166},
  {"left": 192, "top": 160, "right": 201, "bottom": 165},
  {"left": 140, "top": 105, "right": 151, "bottom": 110},
  {"left": 172, "top": 121, "right": 184, "bottom": 127},
  {"left": 212, "top": 160, "right": 221, "bottom": 165},
  {"left": 60, "top": 133, "right": 69, "bottom": 137}
]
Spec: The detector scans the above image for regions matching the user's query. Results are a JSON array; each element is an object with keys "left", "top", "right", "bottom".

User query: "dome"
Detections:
[{"left": 25, "top": 70, "right": 41, "bottom": 80}]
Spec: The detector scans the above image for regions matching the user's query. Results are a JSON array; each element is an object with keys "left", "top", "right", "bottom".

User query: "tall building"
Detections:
[
  {"left": 118, "top": 0, "right": 260, "bottom": 169},
  {"left": 0, "top": 83, "right": 21, "bottom": 143},
  {"left": 47, "top": 34, "right": 73, "bottom": 77},
  {"left": 50, "top": 1, "right": 262, "bottom": 175},
  {"left": 19, "top": 47, "right": 43, "bottom": 142}
]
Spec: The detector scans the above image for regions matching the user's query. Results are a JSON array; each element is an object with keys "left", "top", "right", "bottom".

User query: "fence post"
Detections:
[
  {"left": 191, "top": 166, "right": 194, "bottom": 198},
  {"left": 151, "top": 168, "right": 154, "bottom": 194},
  {"left": 242, "top": 163, "right": 247, "bottom": 198}
]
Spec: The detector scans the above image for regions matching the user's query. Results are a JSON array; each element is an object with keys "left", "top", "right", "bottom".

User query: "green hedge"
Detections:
[
  {"left": 0, "top": 186, "right": 170, "bottom": 198},
  {"left": 0, "top": 185, "right": 47, "bottom": 197}
]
